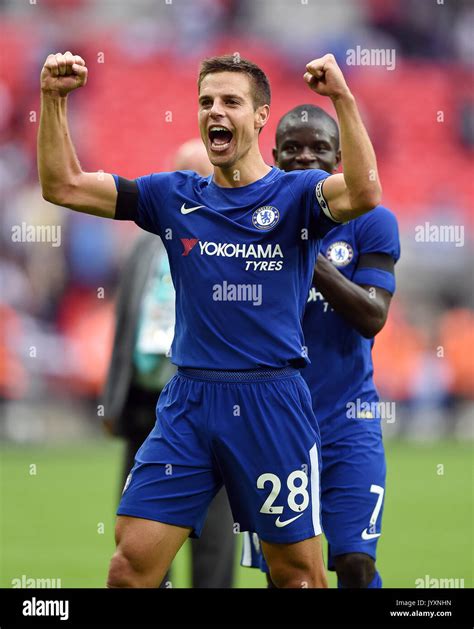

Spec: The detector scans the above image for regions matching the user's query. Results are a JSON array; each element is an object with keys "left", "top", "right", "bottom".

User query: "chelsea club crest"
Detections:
[
  {"left": 252, "top": 205, "right": 280, "bottom": 230},
  {"left": 326, "top": 241, "right": 354, "bottom": 267}
]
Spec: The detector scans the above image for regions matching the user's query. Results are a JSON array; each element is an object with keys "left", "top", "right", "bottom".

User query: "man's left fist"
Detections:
[{"left": 304, "top": 54, "right": 351, "bottom": 100}]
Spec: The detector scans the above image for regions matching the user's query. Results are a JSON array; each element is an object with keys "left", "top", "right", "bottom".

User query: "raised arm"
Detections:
[
  {"left": 304, "top": 54, "right": 381, "bottom": 222},
  {"left": 38, "top": 51, "right": 117, "bottom": 218}
]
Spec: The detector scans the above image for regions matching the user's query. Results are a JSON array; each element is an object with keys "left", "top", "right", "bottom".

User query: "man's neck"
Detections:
[{"left": 212, "top": 151, "right": 272, "bottom": 188}]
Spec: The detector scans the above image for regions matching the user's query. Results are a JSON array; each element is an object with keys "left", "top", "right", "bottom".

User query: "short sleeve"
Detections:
[
  {"left": 302, "top": 169, "right": 341, "bottom": 239},
  {"left": 352, "top": 206, "right": 400, "bottom": 294},
  {"left": 112, "top": 172, "right": 173, "bottom": 236}
]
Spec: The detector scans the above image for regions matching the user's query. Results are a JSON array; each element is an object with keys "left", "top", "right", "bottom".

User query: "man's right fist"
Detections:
[{"left": 41, "top": 52, "right": 88, "bottom": 96}]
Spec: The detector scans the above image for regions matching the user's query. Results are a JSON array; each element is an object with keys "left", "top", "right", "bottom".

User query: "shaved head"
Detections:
[
  {"left": 276, "top": 105, "right": 339, "bottom": 151},
  {"left": 273, "top": 104, "right": 341, "bottom": 174}
]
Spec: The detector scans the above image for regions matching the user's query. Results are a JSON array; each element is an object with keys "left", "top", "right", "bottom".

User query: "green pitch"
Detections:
[{"left": 0, "top": 439, "right": 472, "bottom": 588}]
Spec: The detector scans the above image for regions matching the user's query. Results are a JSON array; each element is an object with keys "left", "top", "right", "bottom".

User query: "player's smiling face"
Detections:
[
  {"left": 198, "top": 71, "right": 267, "bottom": 169},
  {"left": 274, "top": 121, "right": 340, "bottom": 174}
]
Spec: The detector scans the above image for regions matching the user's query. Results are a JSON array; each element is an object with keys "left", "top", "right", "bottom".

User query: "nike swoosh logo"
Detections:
[
  {"left": 181, "top": 204, "right": 205, "bottom": 214},
  {"left": 361, "top": 529, "right": 381, "bottom": 540},
  {"left": 275, "top": 513, "right": 304, "bottom": 528}
]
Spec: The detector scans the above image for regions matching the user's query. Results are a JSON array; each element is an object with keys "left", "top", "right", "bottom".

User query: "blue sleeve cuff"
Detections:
[{"left": 352, "top": 267, "right": 396, "bottom": 294}]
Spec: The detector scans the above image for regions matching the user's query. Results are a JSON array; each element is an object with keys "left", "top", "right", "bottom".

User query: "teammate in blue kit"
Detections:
[
  {"left": 241, "top": 105, "right": 400, "bottom": 588},
  {"left": 38, "top": 51, "right": 382, "bottom": 588}
]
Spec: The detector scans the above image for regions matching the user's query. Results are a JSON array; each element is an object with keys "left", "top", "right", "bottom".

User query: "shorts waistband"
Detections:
[{"left": 177, "top": 366, "right": 299, "bottom": 382}]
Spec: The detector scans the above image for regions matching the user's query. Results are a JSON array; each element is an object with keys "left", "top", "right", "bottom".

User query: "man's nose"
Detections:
[
  {"left": 296, "top": 148, "right": 317, "bottom": 162},
  {"left": 209, "top": 100, "right": 225, "bottom": 118}
]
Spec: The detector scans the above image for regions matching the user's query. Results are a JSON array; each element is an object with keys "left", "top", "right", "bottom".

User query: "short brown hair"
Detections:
[{"left": 198, "top": 54, "right": 271, "bottom": 109}]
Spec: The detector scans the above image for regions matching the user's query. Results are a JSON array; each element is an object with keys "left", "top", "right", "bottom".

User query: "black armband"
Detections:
[
  {"left": 356, "top": 252, "right": 395, "bottom": 273},
  {"left": 115, "top": 176, "right": 139, "bottom": 221},
  {"left": 316, "top": 179, "right": 342, "bottom": 224}
]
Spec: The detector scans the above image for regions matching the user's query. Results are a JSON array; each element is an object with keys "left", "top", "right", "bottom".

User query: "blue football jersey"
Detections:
[
  {"left": 113, "top": 167, "right": 337, "bottom": 369},
  {"left": 302, "top": 206, "right": 400, "bottom": 443}
]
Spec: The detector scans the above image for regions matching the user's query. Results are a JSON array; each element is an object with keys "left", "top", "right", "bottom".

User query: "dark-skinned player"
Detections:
[{"left": 242, "top": 104, "right": 399, "bottom": 588}]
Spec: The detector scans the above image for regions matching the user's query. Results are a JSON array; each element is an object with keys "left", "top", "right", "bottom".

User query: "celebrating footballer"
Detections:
[{"left": 38, "top": 50, "right": 381, "bottom": 588}]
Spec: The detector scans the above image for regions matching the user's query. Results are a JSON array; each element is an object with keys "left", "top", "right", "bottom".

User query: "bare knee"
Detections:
[
  {"left": 107, "top": 550, "right": 134, "bottom": 588},
  {"left": 269, "top": 567, "right": 308, "bottom": 588},
  {"left": 107, "top": 516, "right": 189, "bottom": 588},
  {"left": 107, "top": 549, "right": 144, "bottom": 588},
  {"left": 263, "top": 536, "right": 328, "bottom": 589},
  {"left": 107, "top": 544, "right": 162, "bottom": 588},
  {"left": 334, "top": 553, "right": 375, "bottom": 588},
  {"left": 269, "top": 561, "right": 328, "bottom": 589}
]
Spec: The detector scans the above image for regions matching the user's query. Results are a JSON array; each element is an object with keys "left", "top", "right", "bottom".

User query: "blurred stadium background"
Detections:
[{"left": 0, "top": 0, "right": 472, "bottom": 589}]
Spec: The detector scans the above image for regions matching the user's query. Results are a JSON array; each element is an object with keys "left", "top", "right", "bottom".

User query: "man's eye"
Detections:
[{"left": 285, "top": 146, "right": 297, "bottom": 152}]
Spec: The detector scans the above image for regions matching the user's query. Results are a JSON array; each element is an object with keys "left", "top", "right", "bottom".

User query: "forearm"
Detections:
[
  {"left": 38, "top": 92, "right": 82, "bottom": 202},
  {"left": 314, "top": 256, "right": 385, "bottom": 338},
  {"left": 332, "top": 93, "right": 381, "bottom": 215},
  {"left": 304, "top": 54, "right": 381, "bottom": 219},
  {"left": 37, "top": 52, "right": 117, "bottom": 217}
]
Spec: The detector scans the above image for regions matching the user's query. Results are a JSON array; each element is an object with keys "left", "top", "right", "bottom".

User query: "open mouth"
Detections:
[{"left": 208, "top": 125, "right": 234, "bottom": 152}]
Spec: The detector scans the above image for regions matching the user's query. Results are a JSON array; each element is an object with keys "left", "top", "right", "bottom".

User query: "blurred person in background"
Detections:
[
  {"left": 101, "top": 139, "right": 235, "bottom": 588},
  {"left": 242, "top": 105, "right": 400, "bottom": 588}
]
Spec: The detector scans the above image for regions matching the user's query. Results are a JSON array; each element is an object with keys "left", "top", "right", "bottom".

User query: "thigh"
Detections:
[
  {"left": 261, "top": 535, "right": 327, "bottom": 588},
  {"left": 321, "top": 430, "right": 386, "bottom": 569},
  {"left": 118, "top": 375, "right": 222, "bottom": 537},
  {"left": 261, "top": 535, "right": 323, "bottom": 566},
  {"left": 114, "top": 515, "right": 190, "bottom": 586},
  {"left": 213, "top": 372, "right": 322, "bottom": 544}
]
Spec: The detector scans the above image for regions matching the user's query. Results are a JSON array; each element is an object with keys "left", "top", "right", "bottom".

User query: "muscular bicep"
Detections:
[
  {"left": 320, "top": 173, "right": 350, "bottom": 221},
  {"left": 321, "top": 173, "right": 378, "bottom": 222},
  {"left": 60, "top": 171, "right": 118, "bottom": 218}
]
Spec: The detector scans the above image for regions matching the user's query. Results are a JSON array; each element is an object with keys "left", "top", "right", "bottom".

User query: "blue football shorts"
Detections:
[
  {"left": 242, "top": 426, "right": 386, "bottom": 570},
  {"left": 118, "top": 366, "right": 323, "bottom": 544}
]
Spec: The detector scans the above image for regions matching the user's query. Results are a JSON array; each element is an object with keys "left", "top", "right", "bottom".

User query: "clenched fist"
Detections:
[
  {"left": 304, "top": 54, "right": 350, "bottom": 100},
  {"left": 41, "top": 52, "right": 88, "bottom": 96}
]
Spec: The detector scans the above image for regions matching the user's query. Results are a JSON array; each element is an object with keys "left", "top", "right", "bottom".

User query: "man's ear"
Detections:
[
  {"left": 255, "top": 104, "right": 270, "bottom": 132},
  {"left": 272, "top": 147, "right": 278, "bottom": 166},
  {"left": 334, "top": 149, "right": 342, "bottom": 172}
]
